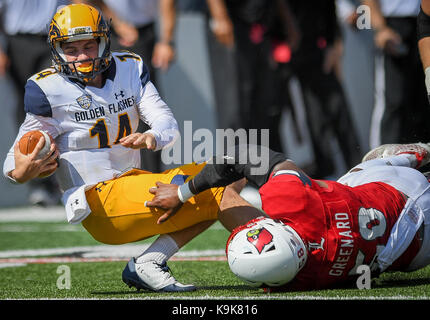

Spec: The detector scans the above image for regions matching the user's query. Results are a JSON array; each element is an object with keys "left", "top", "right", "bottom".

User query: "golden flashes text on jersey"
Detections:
[{"left": 74, "top": 95, "right": 136, "bottom": 122}]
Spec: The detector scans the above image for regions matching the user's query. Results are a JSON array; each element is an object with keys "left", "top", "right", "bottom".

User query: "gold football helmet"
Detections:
[{"left": 48, "top": 4, "right": 111, "bottom": 82}]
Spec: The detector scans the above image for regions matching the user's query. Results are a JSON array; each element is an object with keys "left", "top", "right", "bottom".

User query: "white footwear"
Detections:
[
  {"left": 122, "top": 258, "right": 196, "bottom": 292},
  {"left": 362, "top": 143, "right": 430, "bottom": 169}
]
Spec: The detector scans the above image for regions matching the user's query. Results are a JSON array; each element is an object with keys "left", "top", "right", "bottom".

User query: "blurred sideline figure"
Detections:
[
  {"left": 206, "top": 0, "right": 299, "bottom": 146},
  {"left": 284, "top": 0, "right": 363, "bottom": 179},
  {"left": 364, "top": 0, "right": 430, "bottom": 148},
  {"left": 0, "top": 0, "right": 74, "bottom": 206},
  {"left": 206, "top": 0, "right": 362, "bottom": 179},
  {"left": 419, "top": 0, "right": 430, "bottom": 105}
]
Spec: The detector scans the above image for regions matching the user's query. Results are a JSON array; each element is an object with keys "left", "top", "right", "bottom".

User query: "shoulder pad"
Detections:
[
  {"left": 112, "top": 51, "right": 142, "bottom": 63},
  {"left": 112, "top": 51, "right": 149, "bottom": 86},
  {"left": 24, "top": 80, "right": 52, "bottom": 117},
  {"left": 272, "top": 170, "right": 312, "bottom": 187},
  {"left": 30, "top": 68, "right": 58, "bottom": 82}
]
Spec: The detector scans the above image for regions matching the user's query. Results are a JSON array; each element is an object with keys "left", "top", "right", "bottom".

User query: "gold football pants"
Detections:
[{"left": 82, "top": 163, "right": 225, "bottom": 244}]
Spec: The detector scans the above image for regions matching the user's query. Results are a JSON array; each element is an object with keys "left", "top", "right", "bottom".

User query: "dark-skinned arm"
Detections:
[{"left": 147, "top": 144, "right": 309, "bottom": 224}]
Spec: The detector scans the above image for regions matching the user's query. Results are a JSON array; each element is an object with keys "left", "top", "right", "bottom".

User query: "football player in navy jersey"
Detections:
[{"left": 2, "top": 3, "right": 248, "bottom": 293}]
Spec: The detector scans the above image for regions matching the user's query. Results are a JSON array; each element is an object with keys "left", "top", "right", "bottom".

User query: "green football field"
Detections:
[{"left": 1, "top": 205, "right": 430, "bottom": 303}]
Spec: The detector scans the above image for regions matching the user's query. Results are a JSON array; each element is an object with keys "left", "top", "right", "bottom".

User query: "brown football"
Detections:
[{"left": 18, "top": 130, "right": 57, "bottom": 177}]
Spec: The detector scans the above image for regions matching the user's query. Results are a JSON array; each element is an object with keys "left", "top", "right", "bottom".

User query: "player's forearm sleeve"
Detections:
[
  {"left": 138, "top": 81, "right": 179, "bottom": 151},
  {"left": 3, "top": 151, "right": 16, "bottom": 183},
  {"left": 144, "top": 114, "right": 179, "bottom": 151},
  {"left": 189, "top": 144, "right": 287, "bottom": 194}
]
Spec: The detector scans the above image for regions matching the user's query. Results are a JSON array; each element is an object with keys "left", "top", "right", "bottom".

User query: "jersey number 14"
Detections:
[{"left": 89, "top": 112, "right": 131, "bottom": 148}]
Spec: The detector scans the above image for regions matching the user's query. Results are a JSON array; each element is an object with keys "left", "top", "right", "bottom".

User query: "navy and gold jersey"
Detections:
[{"left": 3, "top": 51, "right": 179, "bottom": 222}]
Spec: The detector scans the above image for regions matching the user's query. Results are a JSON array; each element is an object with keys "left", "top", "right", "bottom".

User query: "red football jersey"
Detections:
[{"left": 259, "top": 171, "right": 421, "bottom": 290}]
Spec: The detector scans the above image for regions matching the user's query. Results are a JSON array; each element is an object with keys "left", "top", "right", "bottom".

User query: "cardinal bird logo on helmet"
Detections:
[{"left": 246, "top": 227, "right": 273, "bottom": 254}]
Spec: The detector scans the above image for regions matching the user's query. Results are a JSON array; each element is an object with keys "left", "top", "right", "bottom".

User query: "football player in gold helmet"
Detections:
[
  {"left": 48, "top": 3, "right": 111, "bottom": 84},
  {"left": 6, "top": 3, "right": 247, "bottom": 293}
]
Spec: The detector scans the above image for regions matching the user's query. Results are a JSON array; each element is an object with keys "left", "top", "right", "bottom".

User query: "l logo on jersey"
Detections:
[
  {"left": 246, "top": 227, "right": 273, "bottom": 254},
  {"left": 76, "top": 94, "right": 92, "bottom": 110},
  {"left": 308, "top": 237, "right": 325, "bottom": 252}
]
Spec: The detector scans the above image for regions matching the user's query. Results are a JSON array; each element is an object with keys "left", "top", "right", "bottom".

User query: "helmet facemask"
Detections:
[{"left": 48, "top": 4, "right": 112, "bottom": 82}]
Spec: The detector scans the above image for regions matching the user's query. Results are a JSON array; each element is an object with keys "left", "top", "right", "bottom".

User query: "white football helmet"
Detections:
[{"left": 226, "top": 217, "right": 307, "bottom": 287}]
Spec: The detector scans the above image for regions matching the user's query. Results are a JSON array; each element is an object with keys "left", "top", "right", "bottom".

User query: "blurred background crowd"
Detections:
[{"left": 0, "top": 0, "right": 429, "bottom": 207}]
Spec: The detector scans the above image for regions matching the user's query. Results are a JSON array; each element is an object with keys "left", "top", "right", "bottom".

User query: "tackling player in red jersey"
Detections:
[{"left": 147, "top": 143, "right": 430, "bottom": 290}]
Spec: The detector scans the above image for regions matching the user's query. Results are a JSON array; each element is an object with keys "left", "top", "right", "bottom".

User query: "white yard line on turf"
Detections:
[
  {"left": 0, "top": 206, "right": 66, "bottom": 222},
  {"left": 0, "top": 206, "right": 227, "bottom": 268},
  {"left": 0, "top": 262, "right": 27, "bottom": 269},
  {"left": 0, "top": 255, "right": 226, "bottom": 264},
  {"left": 0, "top": 206, "right": 226, "bottom": 230},
  {"left": 0, "top": 245, "right": 225, "bottom": 259},
  {"left": 0, "top": 246, "right": 226, "bottom": 267}
]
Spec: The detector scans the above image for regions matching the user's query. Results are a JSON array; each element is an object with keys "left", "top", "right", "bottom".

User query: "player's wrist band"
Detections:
[
  {"left": 418, "top": 6, "right": 430, "bottom": 40},
  {"left": 177, "top": 182, "right": 195, "bottom": 203}
]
